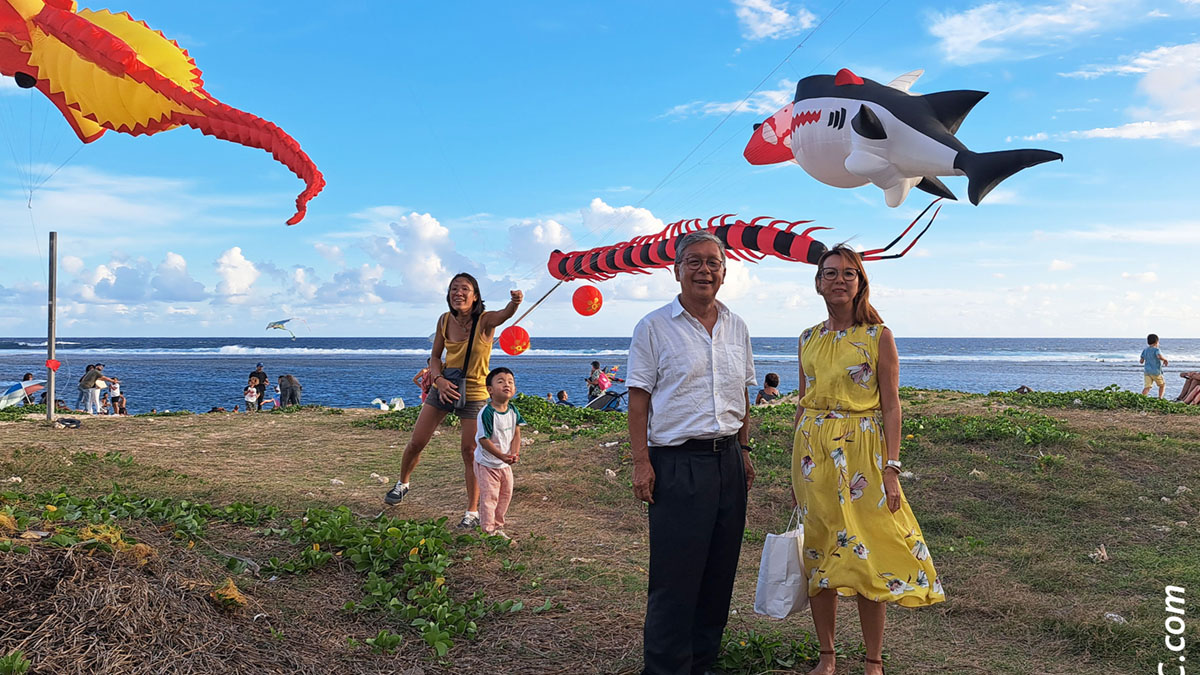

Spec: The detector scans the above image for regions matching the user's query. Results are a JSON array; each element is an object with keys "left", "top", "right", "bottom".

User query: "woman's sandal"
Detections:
[{"left": 865, "top": 656, "right": 886, "bottom": 673}]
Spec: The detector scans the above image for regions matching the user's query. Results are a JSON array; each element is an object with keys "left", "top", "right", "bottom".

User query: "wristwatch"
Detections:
[{"left": 740, "top": 444, "right": 753, "bottom": 453}]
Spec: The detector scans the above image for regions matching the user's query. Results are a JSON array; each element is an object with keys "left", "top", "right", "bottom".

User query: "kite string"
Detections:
[{"left": 502, "top": 1, "right": 853, "bottom": 313}]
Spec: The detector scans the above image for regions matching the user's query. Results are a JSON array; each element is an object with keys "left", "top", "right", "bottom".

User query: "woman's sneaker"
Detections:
[
  {"left": 457, "top": 513, "right": 480, "bottom": 529},
  {"left": 383, "top": 481, "right": 409, "bottom": 505}
]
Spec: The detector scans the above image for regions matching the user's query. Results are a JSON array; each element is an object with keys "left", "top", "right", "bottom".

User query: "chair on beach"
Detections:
[{"left": 585, "top": 389, "right": 627, "bottom": 412}]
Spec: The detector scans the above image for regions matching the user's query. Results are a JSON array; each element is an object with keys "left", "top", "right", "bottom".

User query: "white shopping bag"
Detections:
[{"left": 753, "top": 508, "right": 808, "bottom": 618}]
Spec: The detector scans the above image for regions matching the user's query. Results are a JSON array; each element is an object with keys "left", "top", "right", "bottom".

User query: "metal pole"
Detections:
[{"left": 46, "top": 231, "right": 56, "bottom": 422}]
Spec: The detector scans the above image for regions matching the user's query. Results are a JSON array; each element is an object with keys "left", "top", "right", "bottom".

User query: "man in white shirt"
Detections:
[{"left": 626, "top": 230, "right": 757, "bottom": 675}]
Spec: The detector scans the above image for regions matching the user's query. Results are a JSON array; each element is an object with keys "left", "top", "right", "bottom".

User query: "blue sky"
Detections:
[{"left": 0, "top": 0, "right": 1197, "bottom": 339}]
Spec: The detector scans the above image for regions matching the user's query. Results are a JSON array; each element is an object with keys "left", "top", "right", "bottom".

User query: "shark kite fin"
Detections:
[
  {"left": 954, "top": 149, "right": 1064, "bottom": 205},
  {"left": 886, "top": 70, "right": 924, "bottom": 93},
  {"left": 916, "top": 176, "right": 957, "bottom": 201},
  {"left": 851, "top": 105, "right": 887, "bottom": 140},
  {"left": 922, "top": 90, "right": 988, "bottom": 135}
]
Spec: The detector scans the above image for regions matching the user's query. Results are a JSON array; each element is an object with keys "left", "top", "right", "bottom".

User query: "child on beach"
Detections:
[
  {"left": 473, "top": 367, "right": 525, "bottom": 538},
  {"left": 245, "top": 376, "right": 261, "bottom": 411},
  {"left": 1140, "top": 334, "right": 1169, "bottom": 398}
]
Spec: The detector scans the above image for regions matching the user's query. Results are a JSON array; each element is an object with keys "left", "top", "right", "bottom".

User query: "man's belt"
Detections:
[{"left": 672, "top": 434, "right": 738, "bottom": 453}]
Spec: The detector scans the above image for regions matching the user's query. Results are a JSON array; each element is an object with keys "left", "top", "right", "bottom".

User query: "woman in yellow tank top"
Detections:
[
  {"left": 384, "top": 273, "right": 524, "bottom": 530},
  {"left": 792, "top": 246, "right": 942, "bottom": 675}
]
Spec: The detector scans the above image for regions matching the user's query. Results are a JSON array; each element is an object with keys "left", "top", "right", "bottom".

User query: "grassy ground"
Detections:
[{"left": 1, "top": 390, "right": 1197, "bottom": 674}]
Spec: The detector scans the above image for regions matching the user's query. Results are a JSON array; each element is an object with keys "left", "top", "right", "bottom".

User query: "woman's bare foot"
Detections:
[{"left": 809, "top": 652, "right": 836, "bottom": 675}]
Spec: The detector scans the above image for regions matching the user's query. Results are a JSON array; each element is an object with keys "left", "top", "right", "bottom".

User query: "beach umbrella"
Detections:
[{"left": 0, "top": 380, "right": 44, "bottom": 409}]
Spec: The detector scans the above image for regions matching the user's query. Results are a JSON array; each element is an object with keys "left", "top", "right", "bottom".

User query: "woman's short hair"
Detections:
[
  {"left": 674, "top": 231, "right": 726, "bottom": 267},
  {"left": 591, "top": 361, "right": 600, "bottom": 369},
  {"left": 765, "top": 372, "right": 780, "bottom": 387},
  {"left": 814, "top": 244, "right": 883, "bottom": 326},
  {"left": 446, "top": 272, "right": 485, "bottom": 317}
]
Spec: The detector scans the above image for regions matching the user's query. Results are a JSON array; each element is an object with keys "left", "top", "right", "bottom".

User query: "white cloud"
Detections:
[
  {"left": 62, "top": 256, "right": 84, "bottom": 275},
  {"left": 315, "top": 264, "right": 385, "bottom": 305},
  {"left": 733, "top": 0, "right": 816, "bottom": 40},
  {"left": 1049, "top": 259, "right": 1074, "bottom": 271},
  {"left": 292, "top": 267, "right": 318, "bottom": 300},
  {"left": 1122, "top": 271, "right": 1158, "bottom": 282},
  {"left": 314, "top": 243, "right": 344, "bottom": 265},
  {"left": 928, "top": 0, "right": 1134, "bottom": 65},
  {"left": 579, "top": 198, "right": 665, "bottom": 241},
  {"left": 1060, "top": 119, "right": 1200, "bottom": 140},
  {"left": 507, "top": 218, "right": 575, "bottom": 269},
  {"left": 1060, "top": 42, "right": 1200, "bottom": 79},
  {"left": 214, "top": 247, "right": 260, "bottom": 303},
  {"left": 663, "top": 83, "right": 792, "bottom": 118},
  {"left": 152, "top": 252, "right": 206, "bottom": 302},
  {"left": 1038, "top": 42, "right": 1200, "bottom": 143},
  {"left": 359, "top": 210, "right": 487, "bottom": 302},
  {"left": 1039, "top": 221, "right": 1200, "bottom": 245}
]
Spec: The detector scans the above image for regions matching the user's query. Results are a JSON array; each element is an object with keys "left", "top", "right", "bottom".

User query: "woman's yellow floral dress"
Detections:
[{"left": 791, "top": 322, "right": 944, "bottom": 606}]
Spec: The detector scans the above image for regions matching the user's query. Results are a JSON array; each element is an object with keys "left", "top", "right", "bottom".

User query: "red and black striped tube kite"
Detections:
[
  {"left": 548, "top": 201, "right": 940, "bottom": 282},
  {"left": 0, "top": 0, "right": 324, "bottom": 224}
]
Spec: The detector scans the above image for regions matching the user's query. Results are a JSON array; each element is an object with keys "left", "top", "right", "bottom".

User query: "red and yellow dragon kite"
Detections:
[{"left": 0, "top": 0, "right": 323, "bottom": 224}]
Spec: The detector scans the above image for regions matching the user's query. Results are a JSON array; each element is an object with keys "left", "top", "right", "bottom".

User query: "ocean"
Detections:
[{"left": 2, "top": 337, "right": 1198, "bottom": 415}]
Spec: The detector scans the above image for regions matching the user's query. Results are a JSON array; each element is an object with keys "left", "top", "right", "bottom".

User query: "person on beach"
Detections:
[
  {"left": 278, "top": 374, "right": 302, "bottom": 407},
  {"left": 412, "top": 367, "right": 432, "bottom": 403},
  {"left": 1140, "top": 335, "right": 1168, "bottom": 398},
  {"left": 248, "top": 363, "right": 269, "bottom": 411},
  {"left": 383, "top": 273, "right": 524, "bottom": 530},
  {"left": 473, "top": 367, "right": 525, "bottom": 539},
  {"left": 20, "top": 372, "right": 35, "bottom": 406},
  {"left": 244, "top": 376, "right": 261, "bottom": 411},
  {"left": 76, "top": 364, "right": 94, "bottom": 410},
  {"left": 793, "top": 245, "right": 943, "bottom": 675},
  {"left": 78, "top": 364, "right": 117, "bottom": 415},
  {"left": 756, "top": 372, "right": 782, "bottom": 404},
  {"left": 586, "top": 361, "right": 605, "bottom": 401},
  {"left": 627, "top": 230, "right": 757, "bottom": 675},
  {"left": 109, "top": 379, "right": 126, "bottom": 415},
  {"left": 555, "top": 390, "right": 574, "bottom": 406}
]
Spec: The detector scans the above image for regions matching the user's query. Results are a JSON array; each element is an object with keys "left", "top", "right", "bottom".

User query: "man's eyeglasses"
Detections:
[
  {"left": 819, "top": 267, "right": 860, "bottom": 281},
  {"left": 680, "top": 257, "right": 725, "bottom": 272}
]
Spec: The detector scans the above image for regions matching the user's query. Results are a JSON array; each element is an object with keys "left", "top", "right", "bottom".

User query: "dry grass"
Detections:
[{"left": 2, "top": 398, "right": 1196, "bottom": 673}]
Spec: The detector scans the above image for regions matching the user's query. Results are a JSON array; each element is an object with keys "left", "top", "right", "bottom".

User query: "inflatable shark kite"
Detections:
[{"left": 743, "top": 68, "right": 1063, "bottom": 207}]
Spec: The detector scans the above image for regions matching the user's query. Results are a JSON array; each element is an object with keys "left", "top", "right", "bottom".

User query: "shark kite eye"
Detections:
[{"left": 14, "top": 72, "right": 36, "bottom": 88}]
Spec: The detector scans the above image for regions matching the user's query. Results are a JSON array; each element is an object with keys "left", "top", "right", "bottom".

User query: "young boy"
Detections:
[
  {"left": 1140, "top": 333, "right": 1169, "bottom": 398},
  {"left": 473, "top": 367, "right": 525, "bottom": 538},
  {"left": 245, "top": 376, "right": 261, "bottom": 411}
]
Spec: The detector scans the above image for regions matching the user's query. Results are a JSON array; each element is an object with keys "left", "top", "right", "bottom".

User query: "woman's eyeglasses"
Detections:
[
  {"left": 681, "top": 257, "right": 725, "bottom": 272},
  {"left": 819, "top": 267, "right": 860, "bottom": 281}
]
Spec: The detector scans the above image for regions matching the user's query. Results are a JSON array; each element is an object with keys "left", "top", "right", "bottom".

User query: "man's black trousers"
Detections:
[{"left": 643, "top": 435, "right": 747, "bottom": 675}]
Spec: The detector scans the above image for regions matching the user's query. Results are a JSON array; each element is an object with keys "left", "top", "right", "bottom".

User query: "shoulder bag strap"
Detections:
[{"left": 461, "top": 313, "right": 480, "bottom": 371}]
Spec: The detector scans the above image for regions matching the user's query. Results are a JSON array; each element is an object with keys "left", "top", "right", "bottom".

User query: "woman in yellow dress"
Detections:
[{"left": 792, "top": 245, "right": 943, "bottom": 675}]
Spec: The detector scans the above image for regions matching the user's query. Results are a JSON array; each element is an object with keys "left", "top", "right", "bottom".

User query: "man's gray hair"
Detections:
[{"left": 674, "top": 230, "right": 726, "bottom": 266}]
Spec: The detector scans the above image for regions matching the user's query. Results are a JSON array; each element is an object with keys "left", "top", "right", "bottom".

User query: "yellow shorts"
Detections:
[{"left": 1145, "top": 374, "right": 1165, "bottom": 387}]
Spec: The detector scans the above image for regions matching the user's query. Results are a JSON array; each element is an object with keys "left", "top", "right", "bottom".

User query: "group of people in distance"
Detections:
[
  {"left": 240, "top": 363, "right": 303, "bottom": 412},
  {"left": 383, "top": 232, "right": 940, "bottom": 675},
  {"left": 76, "top": 364, "right": 125, "bottom": 415}
]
